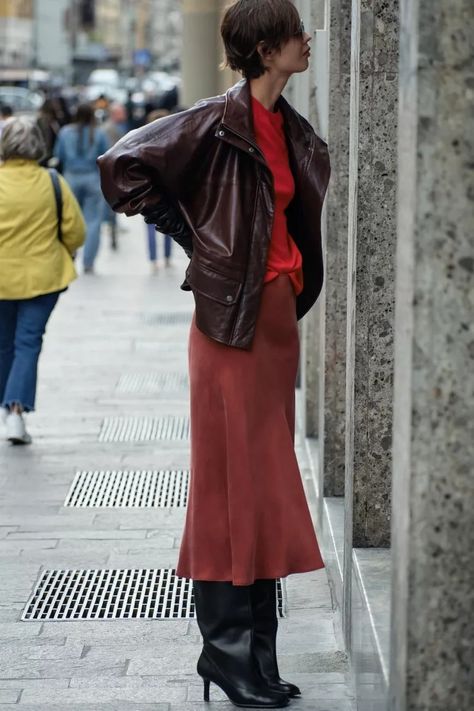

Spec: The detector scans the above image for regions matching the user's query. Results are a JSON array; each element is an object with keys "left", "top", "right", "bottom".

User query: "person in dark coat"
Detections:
[{"left": 98, "top": 1, "right": 330, "bottom": 707}]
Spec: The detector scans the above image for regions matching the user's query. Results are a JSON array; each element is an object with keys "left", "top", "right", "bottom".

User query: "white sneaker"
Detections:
[{"left": 6, "top": 412, "right": 32, "bottom": 445}]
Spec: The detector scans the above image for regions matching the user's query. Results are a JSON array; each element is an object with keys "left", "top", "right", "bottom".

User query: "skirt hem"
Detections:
[{"left": 175, "top": 560, "right": 326, "bottom": 587}]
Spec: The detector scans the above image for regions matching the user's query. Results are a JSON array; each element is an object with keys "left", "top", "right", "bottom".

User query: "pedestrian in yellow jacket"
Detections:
[{"left": 0, "top": 117, "right": 85, "bottom": 444}]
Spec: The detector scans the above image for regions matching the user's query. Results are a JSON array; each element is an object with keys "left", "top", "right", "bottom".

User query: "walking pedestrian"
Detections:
[
  {"left": 0, "top": 104, "right": 13, "bottom": 139},
  {"left": 102, "top": 103, "right": 128, "bottom": 249},
  {"left": 144, "top": 108, "right": 173, "bottom": 272},
  {"left": 0, "top": 118, "right": 85, "bottom": 444},
  {"left": 37, "top": 99, "right": 62, "bottom": 164},
  {"left": 145, "top": 222, "right": 173, "bottom": 273},
  {"left": 54, "top": 103, "right": 108, "bottom": 273},
  {"left": 98, "top": 1, "right": 330, "bottom": 707}
]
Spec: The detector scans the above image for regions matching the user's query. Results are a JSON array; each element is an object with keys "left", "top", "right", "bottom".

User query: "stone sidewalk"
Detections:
[{"left": 0, "top": 216, "right": 355, "bottom": 710}]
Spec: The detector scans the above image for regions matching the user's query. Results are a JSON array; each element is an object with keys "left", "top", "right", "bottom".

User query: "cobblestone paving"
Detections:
[{"left": 0, "top": 216, "right": 355, "bottom": 710}]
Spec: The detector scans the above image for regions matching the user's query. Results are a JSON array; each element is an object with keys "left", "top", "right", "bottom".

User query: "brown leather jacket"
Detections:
[{"left": 98, "top": 79, "right": 330, "bottom": 349}]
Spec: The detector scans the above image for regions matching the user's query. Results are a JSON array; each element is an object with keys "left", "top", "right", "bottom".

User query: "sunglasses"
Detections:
[{"left": 293, "top": 19, "right": 306, "bottom": 38}]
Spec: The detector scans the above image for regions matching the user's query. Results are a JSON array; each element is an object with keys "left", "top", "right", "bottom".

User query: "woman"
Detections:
[
  {"left": 98, "top": 0, "right": 330, "bottom": 707},
  {"left": 143, "top": 109, "right": 173, "bottom": 272},
  {"left": 37, "top": 99, "right": 62, "bottom": 164},
  {"left": 54, "top": 103, "right": 108, "bottom": 273},
  {"left": 0, "top": 117, "right": 85, "bottom": 444},
  {"left": 145, "top": 220, "right": 173, "bottom": 273},
  {"left": 101, "top": 102, "right": 128, "bottom": 250}
]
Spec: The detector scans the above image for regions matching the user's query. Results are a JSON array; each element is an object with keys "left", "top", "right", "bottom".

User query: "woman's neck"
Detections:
[{"left": 249, "top": 73, "right": 289, "bottom": 113}]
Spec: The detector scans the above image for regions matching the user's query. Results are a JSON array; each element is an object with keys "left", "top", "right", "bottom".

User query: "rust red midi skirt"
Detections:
[{"left": 176, "top": 274, "right": 324, "bottom": 586}]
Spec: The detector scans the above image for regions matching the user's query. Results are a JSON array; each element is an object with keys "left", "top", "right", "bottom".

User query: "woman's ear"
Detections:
[{"left": 256, "top": 40, "right": 275, "bottom": 64}]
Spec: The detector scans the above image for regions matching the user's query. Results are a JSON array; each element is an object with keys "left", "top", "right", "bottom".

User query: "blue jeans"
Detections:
[
  {"left": 0, "top": 292, "right": 60, "bottom": 412},
  {"left": 65, "top": 172, "right": 103, "bottom": 269},
  {"left": 102, "top": 200, "right": 117, "bottom": 227},
  {"left": 146, "top": 223, "right": 172, "bottom": 261}
]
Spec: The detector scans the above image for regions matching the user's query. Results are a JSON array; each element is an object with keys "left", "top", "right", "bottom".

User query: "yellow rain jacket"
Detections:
[{"left": 0, "top": 159, "right": 86, "bottom": 299}]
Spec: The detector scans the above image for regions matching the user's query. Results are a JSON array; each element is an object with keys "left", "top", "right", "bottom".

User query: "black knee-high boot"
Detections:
[
  {"left": 250, "top": 580, "right": 301, "bottom": 698},
  {"left": 192, "top": 580, "right": 289, "bottom": 708}
]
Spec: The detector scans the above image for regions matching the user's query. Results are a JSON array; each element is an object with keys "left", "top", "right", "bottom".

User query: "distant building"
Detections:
[
  {"left": 0, "top": 0, "right": 183, "bottom": 83},
  {"left": 0, "top": 0, "right": 33, "bottom": 68},
  {"left": 150, "top": 0, "right": 182, "bottom": 72},
  {"left": 35, "top": 0, "right": 71, "bottom": 73}
]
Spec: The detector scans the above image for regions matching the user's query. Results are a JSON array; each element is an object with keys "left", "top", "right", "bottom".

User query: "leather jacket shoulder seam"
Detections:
[{"left": 131, "top": 102, "right": 223, "bottom": 148}]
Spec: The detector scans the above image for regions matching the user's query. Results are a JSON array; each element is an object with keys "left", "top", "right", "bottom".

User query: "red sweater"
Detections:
[{"left": 251, "top": 96, "right": 303, "bottom": 295}]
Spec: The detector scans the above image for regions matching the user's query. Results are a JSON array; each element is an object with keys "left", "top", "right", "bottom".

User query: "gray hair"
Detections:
[{"left": 0, "top": 116, "right": 46, "bottom": 162}]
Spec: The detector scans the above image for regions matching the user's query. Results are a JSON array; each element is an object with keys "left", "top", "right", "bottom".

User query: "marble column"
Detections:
[
  {"left": 390, "top": 0, "right": 474, "bottom": 709},
  {"left": 344, "top": 0, "right": 399, "bottom": 555},
  {"left": 181, "top": 0, "right": 219, "bottom": 106},
  {"left": 300, "top": 0, "right": 327, "bottom": 442},
  {"left": 320, "top": 0, "right": 352, "bottom": 497}
]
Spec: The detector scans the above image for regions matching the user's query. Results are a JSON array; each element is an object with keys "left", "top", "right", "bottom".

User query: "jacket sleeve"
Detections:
[
  {"left": 97, "top": 107, "right": 212, "bottom": 211},
  {"left": 58, "top": 175, "right": 86, "bottom": 255},
  {"left": 97, "top": 105, "right": 215, "bottom": 255}
]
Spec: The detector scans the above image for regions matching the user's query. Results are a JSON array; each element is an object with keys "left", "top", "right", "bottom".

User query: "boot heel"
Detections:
[{"left": 203, "top": 678, "right": 210, "bottom": 701}]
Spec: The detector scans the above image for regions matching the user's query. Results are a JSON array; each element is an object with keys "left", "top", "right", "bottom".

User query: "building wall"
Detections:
[
  {"left": 0, "top": 0, "right": 33, "bottom": 68},
  {"left": 95, "top": 0, "right": 122, "bottom": 60},
  {"left": 300, "top": 1, "right": 473, "bottom": 710},
  {"left": 35, "top": 0, "right": 71, "bottom": 71},
  {"left": 150, "top": 0, "right": 183, "bottom": 71},
  {"left": 0, "top": 0, "right": 32, "bottom": 17}
]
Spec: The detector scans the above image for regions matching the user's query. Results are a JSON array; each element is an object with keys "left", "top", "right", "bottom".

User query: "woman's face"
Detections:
[{"left": 261, "top": 21, "right": 312, "bottom": 77}]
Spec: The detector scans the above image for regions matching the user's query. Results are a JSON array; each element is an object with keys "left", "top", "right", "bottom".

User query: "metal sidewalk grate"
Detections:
[
  {"left": 64, "top": 470, "right": 189, "bottom": 508},
  {"left": 116, "top": 372, "right": 188, "bottom": 394},
  {"left": 22, "top": 569, "right": 193, "bottom": 621},
  {"left": 98, "top": 416, "right": 190, "bottom": 443},
  {"left": 143, "top": 312, "right": 193, "bottom": 326},
  {"left": 22, "top": 570, "right": 287, "bottom": 621}
]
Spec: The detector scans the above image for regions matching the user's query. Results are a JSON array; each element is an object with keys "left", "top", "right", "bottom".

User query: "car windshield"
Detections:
[{"left": 0, "top": 87, "right": 43, "bottom": 111}]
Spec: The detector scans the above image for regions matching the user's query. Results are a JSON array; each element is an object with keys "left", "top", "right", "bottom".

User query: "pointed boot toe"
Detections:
[
  {"left": 266, "top": 679, "right": 301, "bottom": 697},
  {"left": 198, "top": 650, "right": 289, "bottom": 707}
]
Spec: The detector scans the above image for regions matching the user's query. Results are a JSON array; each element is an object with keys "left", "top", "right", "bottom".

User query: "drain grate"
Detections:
[
  {"left": 22, "top": 570, "right": 287, "bottom": 621},
  {"left": 116, "top": 373, "right": 188, "bottom": 394},
  {"left": 143, "top": 312, "right": 193, "bottom": 326},
  {"left": 64, "top": 469, "right": 189, "bottom": 508},
  {"left": 22, "top": 569, "right": 193, "bottom": 621},
  {"left": 98, "top": 416, "right": 190, "bottom": 443}
]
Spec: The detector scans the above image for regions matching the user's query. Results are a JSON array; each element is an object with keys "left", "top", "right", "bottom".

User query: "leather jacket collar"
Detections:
[{"left": 220, "top": 78, "right": 316, "bottom": 171}]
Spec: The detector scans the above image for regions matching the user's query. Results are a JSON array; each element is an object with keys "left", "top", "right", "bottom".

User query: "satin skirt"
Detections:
[{"left": 176, "top": 275, "right": 324, "bottom": 586}]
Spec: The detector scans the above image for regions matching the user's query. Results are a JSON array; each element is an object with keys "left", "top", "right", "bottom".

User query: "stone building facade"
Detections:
[
  {"left": 0, "top": 0, "right": 33, "bottom": 68},
  {"left": 0, "top": 0, "right": 183, "bottom": 79},
  {"left": 150, "top": 0, "right": 182, "bottom": 72},
  {"left": 181, "top": 1, "right": 474, "bottom": 710}
]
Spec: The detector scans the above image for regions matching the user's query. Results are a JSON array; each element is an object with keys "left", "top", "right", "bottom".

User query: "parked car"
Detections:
[
  {"left": 87, "top": 68, "right": 120, "bottom": 89},
  {"left": 144, "top": 71, "right": 180, "bottom": 110},
  {"left": 83, "top": 84, "right": 127, "bottom": 104},
  {"left": 0, "top": 86, "right": 43, "bottom": 115}
]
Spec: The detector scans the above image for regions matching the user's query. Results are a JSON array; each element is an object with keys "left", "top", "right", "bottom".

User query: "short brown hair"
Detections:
[{"left": 221, "top": 0, "right": 301, "bottom": 80}]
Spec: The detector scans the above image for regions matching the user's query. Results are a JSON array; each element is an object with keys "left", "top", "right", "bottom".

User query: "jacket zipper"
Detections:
[
  {"left": 219, "top": 123, "right": 266, "bottom": 164},
  {"left": 217, "top": 123, "right": 277, "bottom": 345}
]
